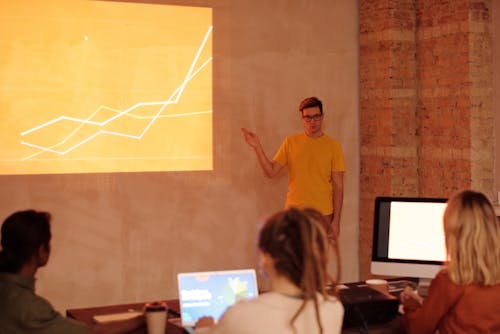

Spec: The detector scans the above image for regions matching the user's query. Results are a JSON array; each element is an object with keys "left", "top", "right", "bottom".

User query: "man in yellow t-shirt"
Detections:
[{"left": 241, "top": 96, "right": 345, "bottom": 238}]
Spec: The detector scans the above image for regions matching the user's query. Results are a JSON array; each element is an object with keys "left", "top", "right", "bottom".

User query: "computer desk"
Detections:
[
  {"left": 66, "top": 299, "right": 183, "bottom": 334},
  {"left": 339, "top": 277, "right": 413, "bottom": 334},
  {"left": 343, "top": 317, "right": 405, "bottom": 334},
  {"left": 67, "top": 282, "right": 411, "bottom": 334}
]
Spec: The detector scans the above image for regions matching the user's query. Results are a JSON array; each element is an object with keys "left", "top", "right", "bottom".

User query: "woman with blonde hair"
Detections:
[
  {"left": 400, "top": 190, "right": 500, "bottom": 333},
  {"left": 196, "top": 207, "right": 344, "bottom": 333}
]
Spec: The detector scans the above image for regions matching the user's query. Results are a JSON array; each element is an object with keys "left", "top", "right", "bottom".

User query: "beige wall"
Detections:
[{"left": 0, "top": 0, "right": 359, "bottom": 312}]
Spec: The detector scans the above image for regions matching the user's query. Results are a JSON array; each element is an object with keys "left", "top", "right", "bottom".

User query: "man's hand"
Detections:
[
  {"left": 241, "top": 127, "right": 283, "bottom": 178},
  {"left": 195, "top": 316, "right": 215, "bottom": 329},
  {"left": 328, "top": 216, "right": 340, "bottom": 242},
  {"left": 400, "top": 286, "right": 423, "bottom": 313},
  {"left": 241, "top": 128, "right": 260, "bottom": 149}
]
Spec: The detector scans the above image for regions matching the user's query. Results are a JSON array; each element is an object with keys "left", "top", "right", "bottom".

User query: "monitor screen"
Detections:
[{"left": 371, "top": 197, "right": 448, "bottom": 283}]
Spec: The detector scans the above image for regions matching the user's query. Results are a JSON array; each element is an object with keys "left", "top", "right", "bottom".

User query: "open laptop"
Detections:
[{"left": 177, "top": 269, "right": 259, "bottom": 332}]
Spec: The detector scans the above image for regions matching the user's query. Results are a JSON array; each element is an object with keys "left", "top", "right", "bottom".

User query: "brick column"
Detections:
[
  {"left": 359, "top": 0, "right": 493, "bottom": 280},
  {"left": 359, "top": 0, "right": 418, "bottom": 279},
  {"left": 469, "top": 1, "right": 494, "bottom": 195},
  {"left": 417, "top": 0, "right": 473, "bottom": 195}
]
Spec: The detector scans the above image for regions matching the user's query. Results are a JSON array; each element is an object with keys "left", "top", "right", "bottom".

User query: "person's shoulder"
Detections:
[
  {"left": 0, "top": 273, "right": 46, "bottom": 312},
  {"left": 319, "top": 295, "right": 345, "bottom": 320},
  {"left": 214, "top": 296, "right": 266, "bottom": 329},
  {"left": 233, "top": 292, "right": 278, "bottom": 308},
  {"left": 430, "top": 269, "right": 466, "bottom": 296},
  {"left": 2, "top": 288, "right": 87, "bottom": 334},
  {"left": 226, "top": 292, "right": 290, "bottom": 313},
  {"left": 25, "top": 292, "right": 62, "bottom": 320},
  {"left": 322, "top": 294, "right": 343, "bottom": 307},
  {"left": 434, "top": 269, "right": 449, "bottom": 278},
  {"left": 432, "top": 269, "right": 453, "bottom": 285},
  {"left": 223, "top": 295, "right": 262, "bottom": 314}
]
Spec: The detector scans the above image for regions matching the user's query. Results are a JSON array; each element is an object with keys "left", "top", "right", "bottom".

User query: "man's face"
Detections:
[
  {"left": 37, "top": 243, "right": 51, "bottom": 267},
  {"left": 301, "top": 106, "right": 323, "bottom": 137}
]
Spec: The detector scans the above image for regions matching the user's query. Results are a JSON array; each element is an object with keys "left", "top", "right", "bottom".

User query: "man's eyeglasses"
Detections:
[{"left": 302, "top": 113, "right": 323, "bottom": 122}]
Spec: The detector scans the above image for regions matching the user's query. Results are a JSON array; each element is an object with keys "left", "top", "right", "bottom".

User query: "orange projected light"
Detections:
[{"left": 0, "top": 1, "right": 212, "bottom": 175}]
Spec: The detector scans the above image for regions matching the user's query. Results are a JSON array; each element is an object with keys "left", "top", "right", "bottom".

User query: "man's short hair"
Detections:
[
  {"left": 299, "top": 97, "right": 323, "bottom": 114},
  {"left": 0, "top": 210, "right": 51, "bottom": 273}
]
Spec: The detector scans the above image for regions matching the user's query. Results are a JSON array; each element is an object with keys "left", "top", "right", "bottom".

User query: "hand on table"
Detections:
[
  {"left": 195, "top": 316, "right": 215, "bottom": 329},
  {"left": 399, "top": 286, "right": 423, "bottom": 313}
]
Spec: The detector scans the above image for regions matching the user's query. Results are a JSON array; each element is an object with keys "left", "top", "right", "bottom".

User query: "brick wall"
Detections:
[
  {"left": 359, "top": 0, "right": 493, "bottom": 279},
  {"left": 417, "top": 0, "right": 472, "bottom": 195}
]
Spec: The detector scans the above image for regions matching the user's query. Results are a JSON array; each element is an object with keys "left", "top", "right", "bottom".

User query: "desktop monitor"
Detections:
[{"left": 371, "top": 196, "right": 448, "bottom": 286}]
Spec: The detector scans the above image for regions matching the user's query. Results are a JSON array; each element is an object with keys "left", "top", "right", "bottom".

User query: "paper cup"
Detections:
[
  {"left": 366, "top": 279, "right": 389, "bottom": 295},
  {"left": 145, "top": 302, "right": 167, "bottom": 334}
]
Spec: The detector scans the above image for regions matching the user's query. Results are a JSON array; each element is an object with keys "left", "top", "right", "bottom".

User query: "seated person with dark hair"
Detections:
[{"left": 0, "top": 210, "right": 144, "bottom": 334}]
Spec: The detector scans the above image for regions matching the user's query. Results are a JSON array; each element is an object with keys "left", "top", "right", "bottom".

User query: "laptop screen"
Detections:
[{"left": 177, "top": 269, "right": 259, "bottom": 327}]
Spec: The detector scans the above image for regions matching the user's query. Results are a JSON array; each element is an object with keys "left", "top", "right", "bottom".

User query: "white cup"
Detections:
[
  {"left": 365, "top": 279, "right": 389, "bottom": 295},
  {"left": 145, "top": 302, "right": 167, "bottom": 334}
]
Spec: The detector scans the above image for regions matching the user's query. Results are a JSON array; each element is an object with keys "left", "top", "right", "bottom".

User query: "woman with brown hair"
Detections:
[
  {"left": 400, "top": 190, "right": 500, "bottom": 333},
  {"left": 196, "top": 207, "right": 344, "bottom": 333}
]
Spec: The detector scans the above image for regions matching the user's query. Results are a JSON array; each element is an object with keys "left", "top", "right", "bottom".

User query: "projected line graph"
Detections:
[
  {"left": 20, "top": 25, "right": 213, "bottom": 162},
  {"left": 0, "top": 2, "right": 212, "bottom": 174}
]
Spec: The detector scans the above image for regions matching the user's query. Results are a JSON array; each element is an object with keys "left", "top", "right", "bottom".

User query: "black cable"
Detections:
[
  {"left": 343, "top": 305, "right": 369, "bottom": 334},
  {"left": 353, "top": 306, "right": 370, "bottom": 334}
]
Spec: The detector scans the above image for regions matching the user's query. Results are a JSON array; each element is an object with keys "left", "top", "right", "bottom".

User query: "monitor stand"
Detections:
[{"left": 416, "top": 278, "right": 432, "bottom": 297}]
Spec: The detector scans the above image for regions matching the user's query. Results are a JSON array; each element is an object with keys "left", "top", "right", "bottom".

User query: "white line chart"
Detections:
[{"left": 20, "top": 25, "right": 213, "bottom": 161}]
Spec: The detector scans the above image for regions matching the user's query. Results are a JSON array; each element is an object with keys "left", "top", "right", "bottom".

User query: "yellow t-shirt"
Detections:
[{"left": 273, "top": 133, "right": 345, "bottom": 215}]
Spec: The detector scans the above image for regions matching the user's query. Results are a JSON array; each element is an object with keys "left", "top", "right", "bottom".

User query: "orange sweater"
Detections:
[{"left": 403, "top": 270, "right": 500, "bottom": 334}]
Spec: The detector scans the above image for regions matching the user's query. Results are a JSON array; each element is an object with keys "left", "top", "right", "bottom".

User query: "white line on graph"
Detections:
[{"left": 20, "top": 25, "right": 213, "bottom": 161}]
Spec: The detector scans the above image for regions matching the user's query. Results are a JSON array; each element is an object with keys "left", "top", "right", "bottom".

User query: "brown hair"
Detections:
[
  {"left": 258, "top": 207, "right": 340, "bottom": 333},
  {"left": 443, "top": 190, "right": 500, "bottom": 286},
  {"left": 0, "top": 210, "right": 52, "bottom": 273},
  {"left": 299, "top": 96, "right": 323, "bottom": 114}
]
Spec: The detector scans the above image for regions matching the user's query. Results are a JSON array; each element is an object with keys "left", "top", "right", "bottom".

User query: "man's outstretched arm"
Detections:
[{"left": 241, "top": 128, "right": 283, "bottom": 178}]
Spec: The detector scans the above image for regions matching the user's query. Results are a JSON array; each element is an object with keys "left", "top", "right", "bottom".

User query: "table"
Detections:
[
  {"left": 67, "top": 285, "right": 409, "bottom": 334},
  {"left": 343, "top": 317, "right": 404, "bottom": 334},
  {"left": 66, "top": 299, "right": 186, "bottom": 334}
]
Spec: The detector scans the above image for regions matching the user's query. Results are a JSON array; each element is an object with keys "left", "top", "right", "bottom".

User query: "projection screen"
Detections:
[{"left": 0, "top": 1, "right": 212, "bottom": 174}]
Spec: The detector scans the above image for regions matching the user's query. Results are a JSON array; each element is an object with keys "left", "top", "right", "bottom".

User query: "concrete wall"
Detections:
[{"left": 0, "top": 0, "right": 360, "bottom": 312}]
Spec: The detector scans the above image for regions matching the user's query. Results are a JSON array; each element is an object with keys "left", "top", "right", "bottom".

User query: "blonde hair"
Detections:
[
  {"left": 444, "top": 190, "right": 500, "bottom": 286},
  {"left": 258, "top": 207, "right": 340, "bottom": 334}
]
